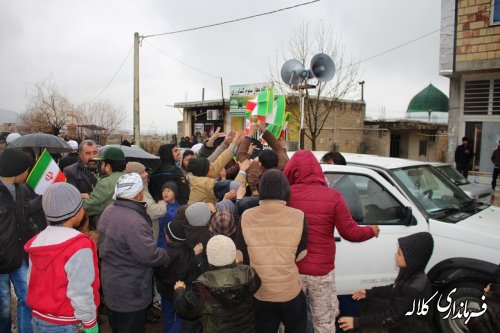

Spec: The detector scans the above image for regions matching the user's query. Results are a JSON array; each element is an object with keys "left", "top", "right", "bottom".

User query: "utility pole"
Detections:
[
  {"left": 359, "top": 80, "right": 365, "bottom": 101},
  {"left": 133, "top": 32, "right": 141, "bottom": 146}
]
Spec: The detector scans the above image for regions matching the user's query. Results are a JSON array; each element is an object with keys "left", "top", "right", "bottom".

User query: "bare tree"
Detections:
[
  {"left": 270, "top": 22, "right": 360, "bottom": 150},
  {"left": 78, "top": 100, "right": 127, "bottom": 144},
  {"left": 21, "top": 81, "right": 78, "bottom": 135}
]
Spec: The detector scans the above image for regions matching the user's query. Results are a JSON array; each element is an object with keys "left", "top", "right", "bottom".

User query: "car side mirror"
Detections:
[{"left": 401, "top": 206, "right": 416, "bottom": 226}]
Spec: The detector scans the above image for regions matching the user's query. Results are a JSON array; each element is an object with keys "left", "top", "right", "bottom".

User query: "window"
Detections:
[
  {"left": 419, "top": 140, "right": 428, "bottom": 156},
  {"left": 492, "top": 0, "right": 500, "bottom": 24},
  {"left": 462, "top": 78, "right": 500, "bottom": 115},
  {"left": 325, "top": 173, "right": 407, "bottom": 225}
]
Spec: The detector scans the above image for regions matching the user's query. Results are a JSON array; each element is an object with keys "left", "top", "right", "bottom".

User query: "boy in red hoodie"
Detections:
[{"left": 25, "top": 182, "right": 100, "bottom": 333}]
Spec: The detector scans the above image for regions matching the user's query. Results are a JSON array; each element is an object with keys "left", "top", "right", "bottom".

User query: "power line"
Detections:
[
  {"left": 89, "top": 44, "right": 134, "bottom": 102},
  {"left": 142, "top": 0, "right": 321, "bottom": 39},
  {"left": 144, "top": 40, "right": 221, "bottom": 79},
  {"left": 353, "top": 1, "right": 496, "bottom": 66}
]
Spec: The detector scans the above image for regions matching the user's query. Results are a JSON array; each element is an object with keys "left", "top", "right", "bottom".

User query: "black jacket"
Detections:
[
  {"left": 355, "top": 272, "right": 434, "bottom": 332},
  {"left": 155, "top": 241, "right": 205, "bottom": 299},
  {"left": 174, "top": 264, "right": 261, "bottom": 333},
  {"left": 0, "top": 182, "right": 43, "bottom": 273},
  {"left": 468, "top": 282, "right": 500, "bottom": 333},
  {"left": 64, "top": 162, "right": 94, "bottom": 194},
  {"left": 455, "top": 144, "right": 474, "bottom": 166},
  {"left": 149, "top": 144, "right": 189, "bottom": 204}
]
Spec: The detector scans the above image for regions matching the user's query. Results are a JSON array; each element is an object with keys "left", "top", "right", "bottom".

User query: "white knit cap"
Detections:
[
  {"left": 6, "top": 133, "right": 21, "bottom": 144},
  {"left": 113, "top": 172, "right": 143, "bottom": 200},
  {"left": 67, "top": 140, "right": 78, "bottom": 151},
  {"left": 206, "top": 235, "right": 236, "bottom": 267}
]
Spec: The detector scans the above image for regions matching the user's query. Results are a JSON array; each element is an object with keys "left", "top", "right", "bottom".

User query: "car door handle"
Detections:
[{"left": 335, "top": 237, "right": 341, "bottom": 242}]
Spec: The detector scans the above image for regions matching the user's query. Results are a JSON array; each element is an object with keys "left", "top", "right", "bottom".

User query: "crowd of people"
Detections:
[{"left": 1, "top": 126, "right": 499, "bottom": 333}]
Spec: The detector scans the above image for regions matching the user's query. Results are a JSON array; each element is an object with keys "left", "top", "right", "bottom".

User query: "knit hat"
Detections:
[
  {"left": 67, "top": 140, "right": 78, "bottom": 151},
  {"left": 125, "top": 161, "right": 146, "bottom": 174},
  {"left": 113, "top": 172, "right": 143, "bottom": 199},
  {"left": 42, "top": 183, "right": 83, "bottom": 224},
  {"left": 162, "top": 181, "right": 179, "bottom": 198},
  {"left": 165, "top": 220, "right": 186, "bottom": 241},
  {"left": 398, "top": 232, "right": 434, "bottom": 278},
  {"left": 94, "top": 146, "right": 125, "bottom": 162},
  {"left": 187, "top": 157, "right": 210, "bottom": 177},
  {"left": 209, "top": 209, "right": 236, "bottom": 236},
  {"left": 6, "top": 133, "right": 21, "bottom": 145},
  {"left": 185, "top": 202, "right": 212, "bottom": 227},
  {"left": 0, "top": 148, "right": 32, "bottom": 177},
  {"left": 206, "top": 235, "right": 236, "bottom": 267},
  {"left": 259, "top": 169, "right": 290, "bottom": 202}
]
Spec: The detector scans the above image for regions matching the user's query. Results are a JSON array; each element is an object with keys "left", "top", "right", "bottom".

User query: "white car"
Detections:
[
  {"left": 432, "top": 162, "right": 493, "bottom": 205},
  {"left": 289, "top": 151, "right": 500, "bottom": 333}
]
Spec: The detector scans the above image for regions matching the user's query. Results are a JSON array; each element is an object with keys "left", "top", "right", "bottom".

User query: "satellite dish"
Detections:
[
  {"left": 310, "top": 53, "right": 335, "bottom": 82},
  {"left": 280, "top": 59, "right": 307, "bottom": 86}
]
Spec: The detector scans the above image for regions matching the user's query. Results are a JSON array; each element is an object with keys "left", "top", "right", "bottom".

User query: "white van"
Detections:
[{"left": 289, "top": 151, "right": 500, "bottom": 333}]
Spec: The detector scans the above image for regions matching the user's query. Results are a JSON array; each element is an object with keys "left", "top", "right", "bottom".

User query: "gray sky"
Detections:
[{"left": 0, "top": 0, "right": 448, "bottom": 134}]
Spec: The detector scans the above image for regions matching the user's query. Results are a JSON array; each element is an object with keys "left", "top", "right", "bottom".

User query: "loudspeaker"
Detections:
[
  {"left": 309, "top": 53, "right": 335, "bottom": 82},
  {"left": 280, "top": 59, "right": 307, "bottom": 86}
]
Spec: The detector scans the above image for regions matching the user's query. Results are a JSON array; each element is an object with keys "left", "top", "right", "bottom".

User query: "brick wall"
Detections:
[
  {"left": 456, "top": 0, "right": 500, "bottom": 62},
  {"left": 287, "top": 98, "right": 365, "bottom": 152}
]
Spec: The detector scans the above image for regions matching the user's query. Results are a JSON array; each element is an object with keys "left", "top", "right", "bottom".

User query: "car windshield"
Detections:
[
  {"left": 392, "top": 165, "right": 472, "bottom": 217},
  {"left": 435, "top": 165, "right": 468, "bottom": 186}
]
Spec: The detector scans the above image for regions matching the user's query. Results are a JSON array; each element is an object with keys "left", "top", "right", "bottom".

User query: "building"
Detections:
[
  {"left": 174, "top": 96, "right": 366, "bottom": 152},
  {"left": 363, "top": 120, "right": 448, "bottom": 162},
  {"left": 439, "top": 0, "right": 500, "bottom": 173},
  {"left": 406, "top": 84, "right": 449, "bottom": 123}
]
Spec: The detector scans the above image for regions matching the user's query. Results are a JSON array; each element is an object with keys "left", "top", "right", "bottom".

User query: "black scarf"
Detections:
[{"left": 77, "top": 158, "right": 98, "bottom": 187}]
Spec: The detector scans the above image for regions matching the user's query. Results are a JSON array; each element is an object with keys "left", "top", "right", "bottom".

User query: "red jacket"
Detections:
[
  {"left": 25, "top": 227, "right": 100, "bottom": 328},
  {"left": 284, "top": 150, "right": 375, "bottom": 276}
]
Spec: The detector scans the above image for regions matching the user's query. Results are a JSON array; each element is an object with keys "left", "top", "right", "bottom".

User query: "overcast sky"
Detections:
[{"left": 0, "top": 0, "right": 448, "bottom": 135}]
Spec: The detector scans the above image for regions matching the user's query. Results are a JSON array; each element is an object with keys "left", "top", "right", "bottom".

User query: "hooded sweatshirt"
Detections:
[
  {"left": 283, "top": 150, "right": 375, "bottom": 276},
  {"left": 354, "top": 232, "right": 434, "bottom": 332},
  {"left": 24, "top": 226, "right": 99, "bottom": 328}
]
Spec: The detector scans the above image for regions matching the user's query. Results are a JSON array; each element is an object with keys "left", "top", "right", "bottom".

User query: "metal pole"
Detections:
[
  {"left": 133, "top": 32, "right": 141, "bottom": 146},
  {"left": 299, "top": 89, "right": 305, "bottom": 150}
]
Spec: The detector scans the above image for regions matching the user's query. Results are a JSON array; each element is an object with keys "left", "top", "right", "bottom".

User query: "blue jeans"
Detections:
[
  {"left": 162, "top": 298, "right": 183, "bottom": 333},
  {"left": 32, "top": 317, "right": 82, "bottom": 333},
  {"left": 0, "top": 262, "right": 33, "bottom": 333}
]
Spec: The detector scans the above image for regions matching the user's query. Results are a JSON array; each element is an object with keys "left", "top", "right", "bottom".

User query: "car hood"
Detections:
[{"left": 459, "top": 183, "right": 493, "bottom": 200}]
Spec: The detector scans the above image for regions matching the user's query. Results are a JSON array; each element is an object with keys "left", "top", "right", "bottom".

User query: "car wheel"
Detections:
[{"left": 434, "top": 281, "right": 485, "bottom": 333}]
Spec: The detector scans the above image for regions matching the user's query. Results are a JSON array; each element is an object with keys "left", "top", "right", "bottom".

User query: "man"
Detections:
[
  {"left": 149, "top": 143, "right": 189, "bottom": 204},
  {"left": 492, "top": 140, "right": 500, "bottom": 191},
  {"left": 0, "top": 148, "right": 44, "bottom": 333},
  {"left": 83, "top": 146, "right": 125, "bottom": 227},
  {"left": 241, "top": 169, "right": 308, "bottom": 333},
  {"left": 284, "top": 150, "right": 379, "bottom": 333},
  {"left": 455, "top": 136, "right": 475, "bottom": 178},
  {"left": 58, "top": 140, "right": 80, "bottom": 172},
  {"left": 322, "top": 151, "right": 363, "bottom": 222},
  {"left": 64, "top": 140, "right": 99, "bottom": 196},
  {"left": 98, "top": 173, "right": 170, "bottom": 333}
]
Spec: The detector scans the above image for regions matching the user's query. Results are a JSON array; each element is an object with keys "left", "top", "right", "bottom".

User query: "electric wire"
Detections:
[
  {"left": 142, "top": 0, "right": 321, "bottom": 38},
  {"left": 144, "top": 40, "right": 221, "bottom": 79}
]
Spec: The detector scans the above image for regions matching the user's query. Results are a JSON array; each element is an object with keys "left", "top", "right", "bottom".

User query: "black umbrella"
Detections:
[
  {"left": 100, "top": 144, "right": 160, "bottom": 170},
  {"left": 8, "top": 132, "right": 73, "bottom": 153}
]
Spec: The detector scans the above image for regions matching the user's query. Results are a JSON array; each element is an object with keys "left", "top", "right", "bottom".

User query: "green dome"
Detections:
[{"left": 407, "top": 84, "right": 448, "bottom": 113}]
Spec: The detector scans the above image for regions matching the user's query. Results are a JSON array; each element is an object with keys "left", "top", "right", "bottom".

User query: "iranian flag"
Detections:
[{"left": 27, "top": 149, "right": 66, "bottom": 195}]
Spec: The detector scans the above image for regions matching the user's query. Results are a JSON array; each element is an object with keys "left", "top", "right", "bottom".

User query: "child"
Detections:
[
  {"left": 25, "top": 183, "right": 99, "bottom": 333},
  {"left": 338, "top": 232, "right": 434, "bottom": 332},
  {"left": 155, "top": 219, "right": 204, "bottom": 333},
  {"left": 158, "top": 181, "right": 181, "bottom": 249},
  {"left": 174, "top": 235, "right": 261, "bottom": 333}
]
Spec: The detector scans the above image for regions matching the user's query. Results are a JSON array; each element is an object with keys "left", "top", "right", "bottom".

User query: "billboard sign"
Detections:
[{"left": 229, "top": 82, "right": 272, "bottom": 115}]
